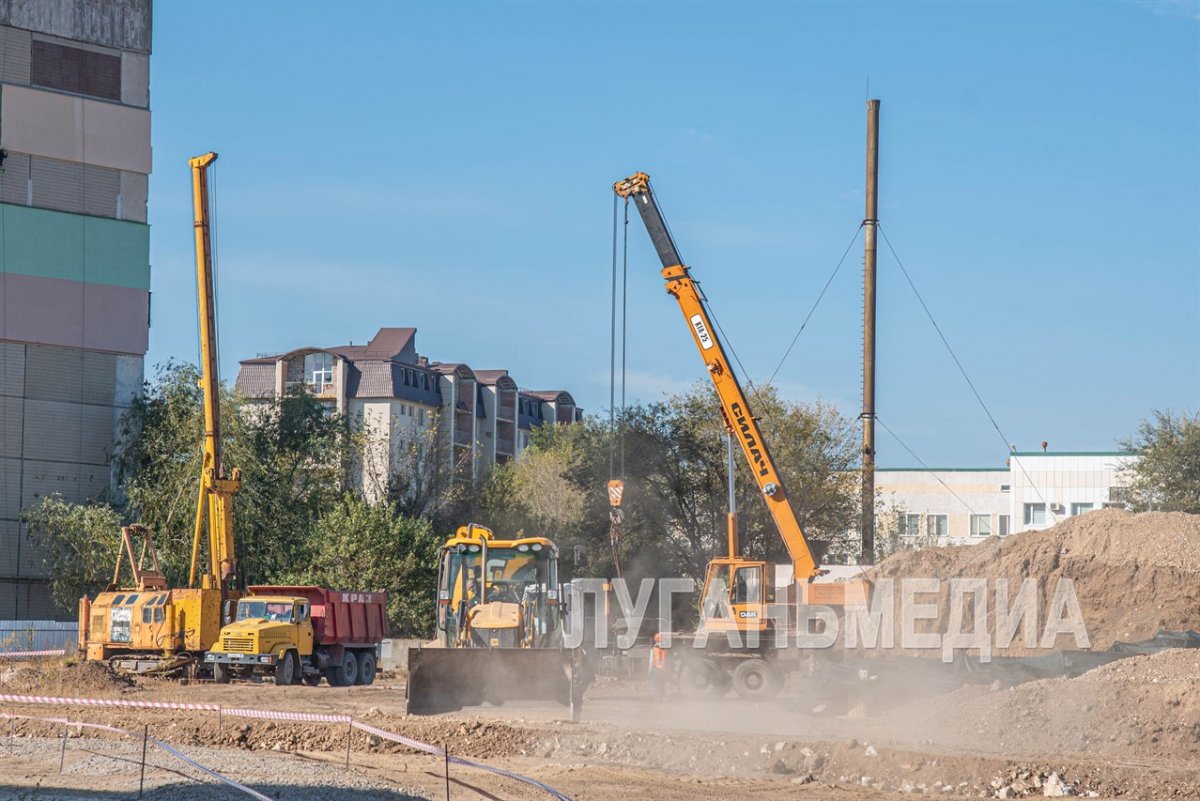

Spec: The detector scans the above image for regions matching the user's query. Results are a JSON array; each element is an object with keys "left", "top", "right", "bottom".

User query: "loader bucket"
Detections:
[{"left": 406, "top": 646, "right": 583, "bottom": 720}]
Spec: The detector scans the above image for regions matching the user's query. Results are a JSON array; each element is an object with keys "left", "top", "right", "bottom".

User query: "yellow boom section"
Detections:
[
  {"left": 613, "top": 172, "right": 820, "bottom": 581},
  {"left": 188, "top": 152, "right": 241, "bottom": 592}
]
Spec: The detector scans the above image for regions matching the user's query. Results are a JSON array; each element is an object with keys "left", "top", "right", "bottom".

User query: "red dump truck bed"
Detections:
[{"left": 247, "top": 586, "right": 387, "bottom": 647}]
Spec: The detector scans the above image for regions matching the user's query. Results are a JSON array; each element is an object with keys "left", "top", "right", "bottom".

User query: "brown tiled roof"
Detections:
[
  {"left": 473, "top": 370, "right": 509, "bottom": 385},
  {"left": 526, "top": 390, "right": 575, "bottom": 405},
  {"left": 235, "top": 364, "right": 275, "bottom": 398},
  {"left": 363, "top": 327, "right": 416, "bottom": 360}
]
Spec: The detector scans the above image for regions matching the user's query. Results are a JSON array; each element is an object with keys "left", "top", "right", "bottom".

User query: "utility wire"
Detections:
[
  {"left": 764, "top": 223, "right": 864, "bottom": 390},
  {"left": 876, "top": 416, "right": 979, "bottom": 516},
  {"left": 877, "top": 224, "right": 1056, "bottom": 522}
]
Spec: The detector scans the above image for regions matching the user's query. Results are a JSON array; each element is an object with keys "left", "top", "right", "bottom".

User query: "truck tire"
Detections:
[
  {"left": 302, "top": 674, "right": 321, "bottom": 687},
  {"left": 212, "top": 662, "right": 231, "bottom": 684},
  {"left": 355, "top": 651, "right": 376, "bottom": 686},
  {"left": 329, "top": 650, "right": 358, "bottom": 687},
  {"left": 732, "top": 658, "right": 782, "bottom": 701},
  {"left": 275, "top": 651, "right": 297, "bottom": 686}
]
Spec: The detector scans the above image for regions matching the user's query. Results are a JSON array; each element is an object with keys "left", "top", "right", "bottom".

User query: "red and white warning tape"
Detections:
[
  {"left": 1, "top": 693, "right": 575, "bottom": 800},
  {"left": 0, "top": 711, "right": 275, "bottom": 801},
  {"left": 223, "top": 707, "right": 350, "bottom": 724},
  {"left": 0, "top": 649, "right": 66, "bottom": 659},
  {"left": 352, "top": 719, "right": 575, "bottom": 801},
  {"left": 0, "top": 693, "right": 220, "bottom": 712}
]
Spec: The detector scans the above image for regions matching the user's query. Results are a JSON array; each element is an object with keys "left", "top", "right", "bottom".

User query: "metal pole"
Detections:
[
  {"left": 345, "top": 717, "right": 353, "bottom": 769},
  {"left": 444, "top": 744, "right": 451, "bottom": 801},
  {"left": 861, "top": 98, "right": 881, "bottom": 566},
  {"left": 138, "top": 723, "right": 148, "bottom": 798},
  {"left": 58, "top": 719, "right": 68, "bottom": 773}
]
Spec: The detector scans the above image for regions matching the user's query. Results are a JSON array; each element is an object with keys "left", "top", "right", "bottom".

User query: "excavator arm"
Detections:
[{"left": 614, "top": 172, "right": 820, "bottom": 582}]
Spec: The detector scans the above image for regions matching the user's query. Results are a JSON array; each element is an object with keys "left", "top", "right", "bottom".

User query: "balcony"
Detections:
[{"left": 285, "top": 381, "right": 336, "bottom": 399}]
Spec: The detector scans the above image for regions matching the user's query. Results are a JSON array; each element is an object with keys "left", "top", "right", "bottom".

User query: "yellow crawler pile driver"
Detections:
[{"left": 78, "top": 153, "right": 242, "bottom": 673}]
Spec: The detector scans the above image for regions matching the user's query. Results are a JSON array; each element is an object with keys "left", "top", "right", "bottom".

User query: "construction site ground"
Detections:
[
  {"left": 0, "top": 651, "right": 1196, "bottom": 801},
  {"left": 3, "top": 511, "right": 1197, "bottom": 800}
]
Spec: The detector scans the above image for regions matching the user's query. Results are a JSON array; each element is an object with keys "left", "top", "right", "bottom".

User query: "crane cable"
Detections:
[{"left": 607, "top": 196, "right": 627, "bottom": 580}]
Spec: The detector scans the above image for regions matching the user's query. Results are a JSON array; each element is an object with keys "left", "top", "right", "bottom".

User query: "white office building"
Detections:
[{"left": 875, "top": 451, "right": 1135, "bottom": 547}]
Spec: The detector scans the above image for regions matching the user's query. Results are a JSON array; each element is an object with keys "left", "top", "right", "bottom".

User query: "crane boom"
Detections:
[
  {"left": 613, "top": 172, "right": 820, "bottom": 582},
  {"left": 188, "top": 152, "right": 241, "bottom": 592}
]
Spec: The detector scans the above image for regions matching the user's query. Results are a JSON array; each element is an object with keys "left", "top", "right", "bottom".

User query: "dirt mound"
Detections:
[
  {"left": 867, "top": 510, "right": 1200, "bottom": 653},
  {"left": 1, "top": 657, "right": 135, "bottom": 696},
  {"left": 892, "top": 647, "right": 1200, "bottom": 760}
]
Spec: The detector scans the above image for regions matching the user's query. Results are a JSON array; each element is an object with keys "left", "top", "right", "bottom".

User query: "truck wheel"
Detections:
[
  {"left": 355, "top": 651, "right": 376, "bottom": 686},
  {"left": 302, "top": 674, "right": 321, "bottom": 687},
  {"left": 212, "top": 662, "right": 231, "bottom": 684},
  {"left": 275, "top": 651, "right": 296, "bottom": 686},
  {"left": 679, "top": 658, "right": 728, "bottom": 699},
  {"left": 732, "top": 658, "right": 783, "bottom": 701},
  {"left": 329, "top": 650, "right": 358, "bottom": 687}
]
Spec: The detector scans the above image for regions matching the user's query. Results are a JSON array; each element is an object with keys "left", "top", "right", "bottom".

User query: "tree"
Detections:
[
  {"left": 1119, "top": 410, "right": 1200, "bottom": 513},
  {"left": 21, "top": 497, "right": 122, "bottom": 610},
  {"left": 480, "top": 382, "right": 862, "bottom": 584},
  {"left": 284, "top": 494, "right": 441, "bottom": 636},
  {"left": 113, "top": 362, "right": 351, "bottom": 588}
]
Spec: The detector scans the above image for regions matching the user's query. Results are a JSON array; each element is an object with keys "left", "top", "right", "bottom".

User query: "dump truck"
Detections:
[
  {"left": 406, "top": 524, "right": 591, "bottom": 718},
  {"left": 205, "top": 586, "right": 387, "bottom": 686}
]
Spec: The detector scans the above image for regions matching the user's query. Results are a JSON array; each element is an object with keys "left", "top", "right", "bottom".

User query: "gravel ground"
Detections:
[{"left": 0, "top": 735, "right": 428, "bottom": 800}]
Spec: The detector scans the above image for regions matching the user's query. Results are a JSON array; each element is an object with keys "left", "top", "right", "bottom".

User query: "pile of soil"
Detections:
[
  {"left": 0, "top": 657, "right": 134, "bottom": 696},
  {"left": 893, "top": 647, "right": 1200, "bottom": 761},
  {"left": 866, "top": 510, "right": 1200, "bottom": 654}
]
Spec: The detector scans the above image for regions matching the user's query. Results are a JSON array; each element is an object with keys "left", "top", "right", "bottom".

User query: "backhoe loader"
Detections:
[{"left": 406, "top": 524, "right": 591, "bottom": 719}]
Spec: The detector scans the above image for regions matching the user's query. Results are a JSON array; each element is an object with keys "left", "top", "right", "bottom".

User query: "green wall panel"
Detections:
[{"left": 0, "top": 203, "right": 149, "bottom": 290}]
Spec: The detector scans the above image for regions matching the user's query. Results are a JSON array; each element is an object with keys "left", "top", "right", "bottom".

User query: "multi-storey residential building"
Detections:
[
  {"left": 875, "top": 450, "right": 1134, "bottom": 548},
  {"left": 0, "top": 0, "right": 152, "bottom": 617},
  {"left": 235, "top": 327, "right": 581, "bottom": 498}
]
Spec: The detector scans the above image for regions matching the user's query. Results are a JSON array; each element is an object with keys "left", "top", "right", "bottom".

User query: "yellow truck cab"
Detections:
[{"left": 205, "top": 585, "right": 386, "bottom": 687}]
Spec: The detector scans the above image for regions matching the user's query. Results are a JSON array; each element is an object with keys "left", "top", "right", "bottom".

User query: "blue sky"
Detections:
[{"left": 146, "top": 1, "right": 1199, "bottom": 467}]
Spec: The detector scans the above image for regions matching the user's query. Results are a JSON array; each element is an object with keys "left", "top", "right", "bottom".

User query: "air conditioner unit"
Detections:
[{"left": 1050, "top": 502, "right": 1065, "bottom": 512}]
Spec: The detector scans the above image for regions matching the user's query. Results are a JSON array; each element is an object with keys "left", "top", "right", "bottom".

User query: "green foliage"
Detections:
[
  {"left": 284, "top": 494, "right": 441, "bottom": 636},
  {"left": 481, "top": 382, "right": 861, "bottom": 584},
  {"left": 1119, "top": 409, "right": 1200, "bottom": 513},
  {"left": 20, "top": 496, "right": 122, "bottom": 610}
]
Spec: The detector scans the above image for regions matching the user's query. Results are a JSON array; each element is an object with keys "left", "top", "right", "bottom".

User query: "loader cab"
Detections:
[
  {"left": 700, "top": 558, "right": 775, "bottom": 633},
  {"left": 436, "top": 525, "right": 561, "bottom": 648}
]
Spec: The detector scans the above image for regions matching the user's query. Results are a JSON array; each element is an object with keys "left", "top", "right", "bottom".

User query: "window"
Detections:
[
  {"left": 999, "top": 515, "right": 1011, "bottom": 536},
  {"left": 927, "top": 515, "right": 948, "bottom": 540},
  {"left": 970, "top": 514, "right": 993, "bottom": 537},
  {"left": 1000, "top": 484, "right": 1011, "bottom": 493},
  {"left": 142, "top": 607, "right": 152, "bottom": 624},
  {"left": 1023, "top": 503, "right": 1046, "bottom": 526},
  {"left": 898, "top": 514, "right": 921, "bottom": 541},
  {"left": 1070, "top": 503, "right": 1093, "bottom": 516},
  {"left": 304, "top": 352, "right": 334, "bottom": 389},
  {"left": 153, "top": 607, "right": 164, "bottom": 623}
]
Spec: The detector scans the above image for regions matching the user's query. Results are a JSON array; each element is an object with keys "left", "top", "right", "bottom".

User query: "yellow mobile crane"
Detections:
[
  {"left": 78, "top": 153, "right": 241, "bottom": 673},
  {"left": 613, "top": 172, "right": 868, "bottom": 700}
]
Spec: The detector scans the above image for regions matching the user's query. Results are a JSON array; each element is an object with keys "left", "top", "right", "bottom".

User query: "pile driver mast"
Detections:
[{"left": 187, "top": 152, "right": 241, "bottom": 593}]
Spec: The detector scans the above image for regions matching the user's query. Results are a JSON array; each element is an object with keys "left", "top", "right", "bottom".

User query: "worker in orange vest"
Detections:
[{"left": 649, "top": 632, "right": 668, "bottom": 702}]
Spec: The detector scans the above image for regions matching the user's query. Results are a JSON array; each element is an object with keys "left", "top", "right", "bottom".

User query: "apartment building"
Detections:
[
  {"left": 235, "top": 327, "right": 581, "bottom": 497},
  {"left": 875, "top": 450, "right": 1135, "bottom": 547},
  {"left": 0, "top": 0, "right": 152, "bottom": 617}
]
